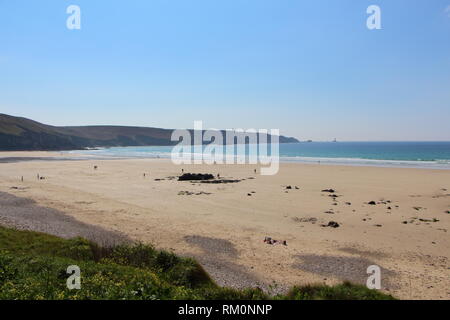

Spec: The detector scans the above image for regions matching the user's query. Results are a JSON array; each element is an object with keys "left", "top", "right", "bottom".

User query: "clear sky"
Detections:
[{"left": 1, "top": 0, "right": 449, "bottom": 141}]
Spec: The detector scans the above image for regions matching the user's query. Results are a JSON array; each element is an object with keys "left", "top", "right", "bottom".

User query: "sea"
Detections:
[{"left": 68, "top": 141, "right": 450, "bottom": 170}]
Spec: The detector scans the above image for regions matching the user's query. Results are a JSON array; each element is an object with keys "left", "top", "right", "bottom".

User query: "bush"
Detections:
[
  {"left": 0, "top": 251, "right": 17, "bottom": 283},
  {"left": 285, "top": 281, "right": 395, "bottom": 300}
]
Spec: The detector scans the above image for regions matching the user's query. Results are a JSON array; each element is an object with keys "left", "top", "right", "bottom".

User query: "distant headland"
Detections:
[{"left": 0, "top": 114, "right": 299, "bottom": 151}]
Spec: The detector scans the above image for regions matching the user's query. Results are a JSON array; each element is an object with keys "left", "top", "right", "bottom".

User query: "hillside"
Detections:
[{"left": 0, "top": 114, "right": 299, "bottom": 151}]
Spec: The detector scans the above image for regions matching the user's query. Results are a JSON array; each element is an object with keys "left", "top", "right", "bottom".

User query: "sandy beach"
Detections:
[{"left": 0, "top": 151, "right": 449, "bottom": 299}]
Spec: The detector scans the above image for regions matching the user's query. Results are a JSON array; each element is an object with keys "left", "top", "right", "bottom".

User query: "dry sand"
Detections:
[{"left": 0, "top": 151, "right": 449, "bottom": 299}]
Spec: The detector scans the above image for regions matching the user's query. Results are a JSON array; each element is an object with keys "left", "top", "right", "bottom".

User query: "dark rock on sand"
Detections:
[
  {"left": 200, "top": 179, "right": 241, "bottom": 184},
  {"left": 368, "top": 201, "right": 376, "bottom": 205},
  {"left": 322, "top": 221, "right": 340, "bottom": 228},
  {"left": 178, "top": 191, "right": 211, "bottom": 196},
  {"left": 178, "top": 173, "right": 215, "bottom": 181},
  {"left": 418, "top": 218, "right": 439, "bottom": 223},
  {"left": 178, "top": 191, "right": 194, "bottom": 195},
  {"left": 329, "top": 221, "right": 340, "bottom": 228},
  {"left": 292, "top": 217, "right": 317, "bottom": 224},
  {"left": 321, "top": 189, "right": 335, "bottom": 193}
]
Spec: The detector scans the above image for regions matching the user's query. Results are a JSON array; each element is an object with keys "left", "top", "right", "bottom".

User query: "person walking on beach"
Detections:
[
  {"left": 37, "top": 174, "right": 39, "bottom": 180},
  {"left": 21, "top": 176, "right": 23, "bottom": 182}
]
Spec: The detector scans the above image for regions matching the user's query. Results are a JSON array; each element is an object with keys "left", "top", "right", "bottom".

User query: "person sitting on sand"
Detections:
[{"left": 264, "top": 237, "right": 287, "bottom": 246}]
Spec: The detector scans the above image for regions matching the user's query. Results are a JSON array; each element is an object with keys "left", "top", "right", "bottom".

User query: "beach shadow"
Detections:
[
  {"left": 293, "top": 253, "right": 397, "bottom": 290},
  {"left": 0, "top": 191, "right": 130, "bottom": 246},
  {"left": 183, "top": 235, "right": 275, "bottom": 291},
  {"left": 184, "top": 235, "right": 238, "bottom": 258}
]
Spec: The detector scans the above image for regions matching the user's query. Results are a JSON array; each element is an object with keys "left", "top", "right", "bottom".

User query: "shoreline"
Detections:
[{"left": 1, "top": 150, "right": 450, "bottom": 171}]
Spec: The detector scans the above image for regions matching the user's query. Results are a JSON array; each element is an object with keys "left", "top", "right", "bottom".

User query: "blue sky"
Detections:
[{"left": 1, "top": 0, "right": 449, "bottom": 141}]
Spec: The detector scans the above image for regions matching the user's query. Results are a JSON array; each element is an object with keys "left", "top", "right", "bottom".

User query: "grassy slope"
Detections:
[{"left": 0, "top": 226, "right": 395, "bottom": 300}]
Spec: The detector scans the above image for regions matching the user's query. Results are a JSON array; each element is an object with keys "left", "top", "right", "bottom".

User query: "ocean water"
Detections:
[{"left": 70, "top": 142, "right": 450, "bottom": 170}]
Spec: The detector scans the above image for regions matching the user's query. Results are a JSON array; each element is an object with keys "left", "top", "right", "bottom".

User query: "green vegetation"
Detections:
[
  {"left": 0, "top": 226, "right": 395, "bottom": 300},
  {"left": 285, "top": 282, "right": 394, "bottom": 300}
]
